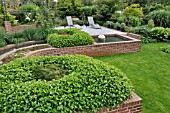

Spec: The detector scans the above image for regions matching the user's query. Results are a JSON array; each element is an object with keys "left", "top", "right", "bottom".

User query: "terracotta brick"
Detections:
[
  {"left": 120, "top": 111, "right": 129, "bottom": 113},
  {"left": 108, "top": 110, "right": 117, "bottom": 113},
  {"left": 118, "top": 108, "right": 128, "bottom": 112},
  {"left": 133, "top": 104, "right": 142, "bottom": 108}
]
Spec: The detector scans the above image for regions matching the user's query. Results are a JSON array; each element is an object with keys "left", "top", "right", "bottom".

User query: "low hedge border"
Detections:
[
  {"left": 0, "top": 55, "right": 133, "bottom": 112},
  {"left": 47, "top": 28, "right": 94, "bottom": 48}
]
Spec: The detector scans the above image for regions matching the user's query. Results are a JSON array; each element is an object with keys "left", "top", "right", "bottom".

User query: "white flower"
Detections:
[{"left": 25, "top": 16, "right": 31, "bottom": 21}]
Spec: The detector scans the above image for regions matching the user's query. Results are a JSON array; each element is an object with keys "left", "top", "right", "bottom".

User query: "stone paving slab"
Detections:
[{"left": 55, "top": 26, "right": 127, "bottom": 36}]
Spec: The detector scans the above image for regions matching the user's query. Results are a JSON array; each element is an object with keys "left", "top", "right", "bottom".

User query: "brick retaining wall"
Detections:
[
  {"left": 127, "top": 33, "right": 141, "bottom": 40},
  {"left": 4, "top": 21, "right": 36, "bottom": 33},
  {"left": 76, "top": 92, "right": 142, "bottom": 113},
  {"left": 26, "top": 40, "right": 141, "bottom": 57}
]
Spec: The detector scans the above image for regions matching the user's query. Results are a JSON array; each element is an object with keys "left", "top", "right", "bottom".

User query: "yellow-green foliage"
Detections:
[{"left": 124, "top": 4, "right": 143, "bottom": 18}]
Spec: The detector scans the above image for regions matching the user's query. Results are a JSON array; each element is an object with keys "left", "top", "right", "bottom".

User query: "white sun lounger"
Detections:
[{"left": 88, "top": 16, "right": 101, "bottom": 29}]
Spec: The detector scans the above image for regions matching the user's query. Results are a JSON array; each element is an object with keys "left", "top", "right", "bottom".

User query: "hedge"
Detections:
[
  {"left": 47, "top": 28, "right": 94, "bottom": 48},
  {"left": 0, "top": 55, "right": 133, "bottom": 112}
]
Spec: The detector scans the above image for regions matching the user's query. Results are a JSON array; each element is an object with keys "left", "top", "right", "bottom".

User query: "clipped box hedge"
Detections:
[
  {"left": 47, "top": 28, "right": 94, "bottom": 48},
  {"left": 0, "top": 55, "right": 133, "bottom": 112}
]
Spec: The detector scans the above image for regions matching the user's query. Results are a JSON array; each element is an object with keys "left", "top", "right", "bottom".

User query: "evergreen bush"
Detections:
[
  {"left": 0, "top": 55, "right": 133, "bottom": 112},
  {"left": 47, "top": 28, "right": 94, "bottom": 48}
]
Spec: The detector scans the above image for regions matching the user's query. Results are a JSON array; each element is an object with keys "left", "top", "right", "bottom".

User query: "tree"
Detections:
[
  {"left": 94, "top": 0, "right": 126, "bottom": 21},
  {"left": 124, "top": 4, "right": 143, "bottom": 18},
  {"left": 57, "top": 0, "right": 83, "bottom": 18}
]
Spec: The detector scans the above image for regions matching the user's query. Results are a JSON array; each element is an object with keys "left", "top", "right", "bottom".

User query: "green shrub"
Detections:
[
  {"left": 0, "top": 28, "right": 56, "bottom": 46},
  {"left": 110, "top": 14, "right": 117, "bottom": 22},
  {"left": 124, "top": 4, "right": 143, "bottom": 18},
  {"left": 6, "top": 13, "right": 18, "bottom": 26},
  {"left": 73, "top": 20, "right": 86, "bottom": 26},
  {"left": 0, "top": 30, "right": 7, "bottom": 47},
  {"left": 31, "top": 63, "right": 67, "bottom": 81},
  {"left": 22, "top": 28, "right": 38, "bottom": 41},
  {"left": 147, "top": 10, "right": 170, "bottom": 28},
  {"left": 133, "top": 26, "right": 156, "bottom": 43},
  {"left": 22, "top": 28, "right": 54, "bottom": 41},
  {"left": 117, "top": 16, "right": 126, "bottom": 24},
  {"left": 130, "top": 16, "right": 141, "bottom": 27},
  {"left": 0, "top": 55, "right": 133, "bottom": 112},
  {"left": 133, "top": 26, "right": 150, "bottom": 36},
  {"left": 47, "top": 28, "right": 94, "bottom": 48},
  {"left": 0, "top": 4, "right": 2, "bottom": 14},
  {"left": 160, "top": 45, "right": 170, "bottom": 53},
  {"left": 5, "top": 32, "right": 28, "bottom": 44},
  {"left": 0, "top": 14, "right": 3, "bottom": 26},
  {"left": 148, "top": 19, "right": 154, "bottom": 28},
  {"left": 82, "top": 6, "right": 96, "bottom": 16},
  {"left": 57, "top": 0, "right": 83, "bottom": 18},
  {"left": 150, "top": 27, "right": 170, "bottom": 41},
  {"left": 104, "top": 21, "right": 115, "bottom": 28}
]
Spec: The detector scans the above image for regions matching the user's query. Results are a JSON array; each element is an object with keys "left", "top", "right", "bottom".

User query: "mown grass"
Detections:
[{"left": 94, "top": 43, "right": 170, "bottom": 113}]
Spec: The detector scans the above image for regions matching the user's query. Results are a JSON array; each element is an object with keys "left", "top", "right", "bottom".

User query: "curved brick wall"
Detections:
[
  {"left": 26, "top": 40, "right": 141, "bottom": 57},
  {"left": 77, "top": 92, "right": 142, "bottom": 113}
]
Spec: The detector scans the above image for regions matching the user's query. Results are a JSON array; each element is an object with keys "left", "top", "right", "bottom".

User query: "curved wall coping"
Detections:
[{"left": 0, "top": 44, "right": 50, "bottom": 64}]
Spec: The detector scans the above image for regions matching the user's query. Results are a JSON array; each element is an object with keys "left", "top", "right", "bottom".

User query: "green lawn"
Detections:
[{"left": 94, "top": 43, "right": 170, "bottom": 113}]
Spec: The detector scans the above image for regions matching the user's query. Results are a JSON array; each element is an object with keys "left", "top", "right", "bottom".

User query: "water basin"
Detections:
[{"left": 93, "top": 35, "right": 130, "bottom": 43}]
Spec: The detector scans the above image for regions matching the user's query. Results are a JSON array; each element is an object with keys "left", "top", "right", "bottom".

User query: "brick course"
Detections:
[
  {"left": 26, "top": 40, "right": 141, "bottom": 57},
  {"left": 4, "top": 21, "right": 36, "bottom": 33}
]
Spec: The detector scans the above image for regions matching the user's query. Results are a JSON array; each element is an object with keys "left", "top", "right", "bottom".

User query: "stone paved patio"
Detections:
[{"left": 55, "top": 26, "right": 127, "bottom": 36}]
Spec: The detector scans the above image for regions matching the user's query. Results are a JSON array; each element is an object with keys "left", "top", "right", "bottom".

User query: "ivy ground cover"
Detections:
[
  {"left": 95, "top": 43, "right": 170, "bottom": 113},
  {"left": 0, "top": 55, "right": 132, "bottom": 112}
]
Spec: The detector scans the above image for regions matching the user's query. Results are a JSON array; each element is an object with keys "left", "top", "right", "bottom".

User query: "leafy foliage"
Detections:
[
  {"left": 0, "top": 55, "right": 133, "bottom": 112},
  {"left": 117, "top": 16, "right": 141, "bottom": 27},
  {"left": 0, "top": 28, "right": 56, "bottom": 47},
  {"left": 124, "top": 4, "right": 143, "bottom": 18},
  {"left": 117, "top": 16, "right": 126, "bottom": 24},
  {"left": 22, "top": 28, "right": 39, "bottom": 41},
  {"left": 0, "top": 30, "right": 7, "bottom": 47},
  {"left": 143, "top": 4, "right": 165, "bottom": 15},
  {"left": 147, "top": 10, "right": 170, "bottom": 28},
  {"left": 150, "top": 27, "right": 170, "bottom": 41},
  {"left": 160, "top": 45, "right": 170, "bottom": 53},
  {"left": 130, "top": 16, "right": 141, "bottom": 27},
  {"left": 31, "top": 63, "right": 67, "bottom": 81},
  {"left": 57, "top": 0, "right": 83, "bottom": 18},
  {"left": 148, "top": 19, "right": 154, "bottom": 28},
  {"left": 17, "top": 3, "right": 39, "bottom": 23},
  {"left": 94, "top": 0, "right": 124, "bottom": 21},
  {"left": 132, "top": 26, "right": 157, "bottom": 43},
  {"left": 47, "top": 28, "right": 94, "bottom": 48},
  {"left": 5, "top": 32, "right": 28, "bottom": 44},
  {"left": 81, "top": 6, "right": 96, "bottom": 17}
]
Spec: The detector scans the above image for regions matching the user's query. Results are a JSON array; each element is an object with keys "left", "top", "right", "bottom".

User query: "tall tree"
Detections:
[
  {"left": 94, "top": 0, "right": 126, "bottom": 21},
  {"left": 57, "top": 0, "right": 83, "bottom": 18}
]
